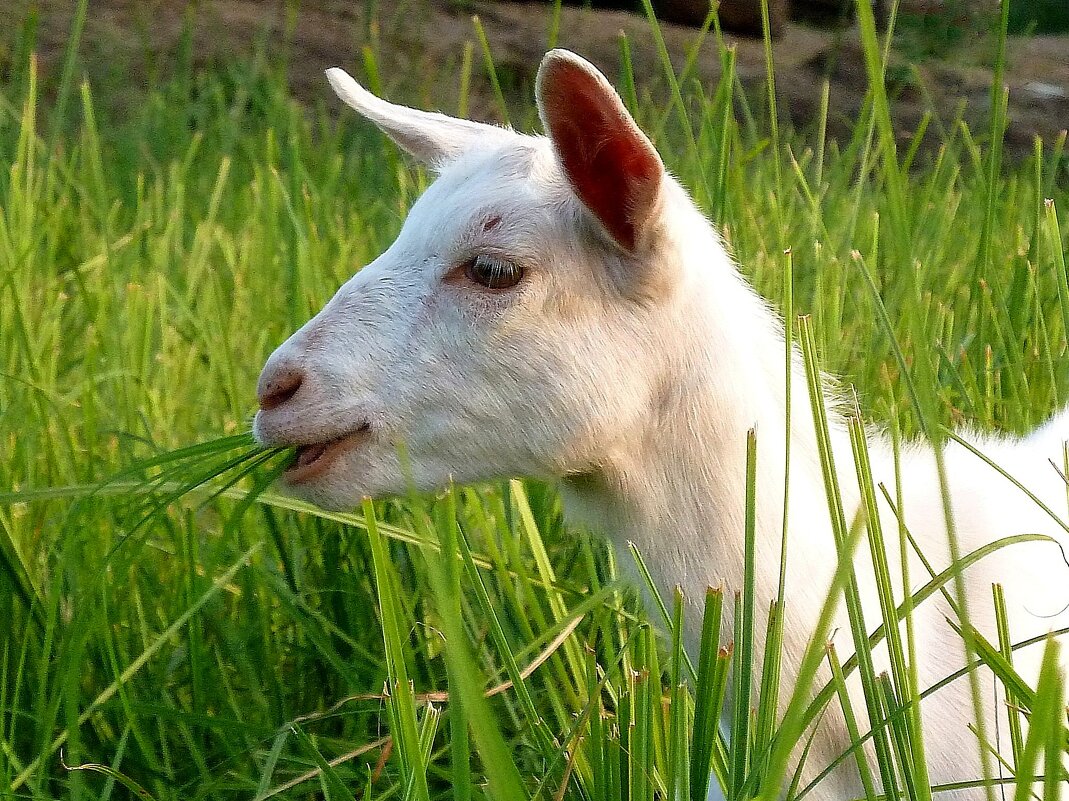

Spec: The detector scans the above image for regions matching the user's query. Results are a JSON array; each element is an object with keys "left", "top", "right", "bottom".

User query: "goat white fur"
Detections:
[{"left": 253, "top": 49, "right": 1069, "bottom": 798}]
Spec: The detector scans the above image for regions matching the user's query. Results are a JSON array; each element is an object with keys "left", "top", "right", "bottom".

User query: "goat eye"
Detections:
[{"left": 463, "top": 255, "right": 523, "bottom": 290}]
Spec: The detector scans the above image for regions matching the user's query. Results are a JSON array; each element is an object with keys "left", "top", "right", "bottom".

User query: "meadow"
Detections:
[{"left": 1, "top": 1, "right": 1068, "bottom": 799}]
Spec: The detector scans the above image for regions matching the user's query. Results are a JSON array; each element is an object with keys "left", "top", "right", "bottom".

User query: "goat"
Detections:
[{"left": 253, "top": 48, "right": 1069, "bottom": 799}]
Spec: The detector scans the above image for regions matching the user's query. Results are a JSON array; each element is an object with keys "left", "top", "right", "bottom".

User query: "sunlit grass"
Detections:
[{"left": 1, "top": 0, "right": 1068, "bottom": 799}]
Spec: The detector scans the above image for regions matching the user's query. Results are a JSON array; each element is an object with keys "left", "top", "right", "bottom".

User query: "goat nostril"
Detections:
[{"left": 259, "top": 369, "right": 304, "bottom": 411}]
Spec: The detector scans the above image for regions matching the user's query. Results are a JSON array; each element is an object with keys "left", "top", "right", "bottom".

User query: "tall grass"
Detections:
[{"left": 1, "top": 1, "right": 1068, "bottom": 799}]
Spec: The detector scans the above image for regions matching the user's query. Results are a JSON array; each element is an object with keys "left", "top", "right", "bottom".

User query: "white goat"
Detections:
[{"left": 253, "top": 49, "right": 1069, "bottom": 798}]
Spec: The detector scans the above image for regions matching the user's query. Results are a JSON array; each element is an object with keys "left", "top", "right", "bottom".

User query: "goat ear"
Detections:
[
  {"left": 536, "top": 50, "right": 664, "bottom": 253},
  {"left": 326, "top": 68, "right": 503, "bottom": 167}
]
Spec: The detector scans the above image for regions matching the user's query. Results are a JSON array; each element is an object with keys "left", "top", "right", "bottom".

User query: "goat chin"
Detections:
[{"left": 253, "top": 49, "right": 1069, "bottom": 799}]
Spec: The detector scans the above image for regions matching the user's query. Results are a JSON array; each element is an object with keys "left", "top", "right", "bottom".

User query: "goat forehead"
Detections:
[{"left": 399, "top": 138, "right": 564, "bottom": 243}]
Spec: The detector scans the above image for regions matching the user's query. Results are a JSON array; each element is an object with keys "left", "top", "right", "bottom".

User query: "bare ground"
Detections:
[{"left": 15, "top": 0, "right": 1069, "bottom": 159}]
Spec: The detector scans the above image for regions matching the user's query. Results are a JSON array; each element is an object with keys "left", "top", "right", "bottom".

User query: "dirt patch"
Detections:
[{"left": 18, "top": 0, "right": 1069, "bottom": 160}]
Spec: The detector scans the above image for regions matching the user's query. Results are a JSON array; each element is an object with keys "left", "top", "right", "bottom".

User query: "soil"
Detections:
[{"left": 16, "top": 0, "right": 1069, "bottom": 161}]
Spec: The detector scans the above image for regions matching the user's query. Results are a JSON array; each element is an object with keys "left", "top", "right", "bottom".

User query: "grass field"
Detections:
[{"left": 2, "top": 1, "right": 1069, "bottom": 799}]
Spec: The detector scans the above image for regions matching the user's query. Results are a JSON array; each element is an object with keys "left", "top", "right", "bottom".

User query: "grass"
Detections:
[
  {"left": 1009, "top": 0, "right": 1069, "bottom": 34},
  {"left": 1, "top": 0, "right": 1068, "bottom": 799}
]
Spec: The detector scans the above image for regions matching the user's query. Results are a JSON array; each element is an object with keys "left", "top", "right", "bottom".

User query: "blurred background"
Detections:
[{"left": 8, "top": 0, "right": 1069, "bottom": 161}]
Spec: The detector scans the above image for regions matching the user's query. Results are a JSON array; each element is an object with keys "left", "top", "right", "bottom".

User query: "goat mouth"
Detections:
[{"left": 284, "top": 425, "right": 370, "bottom": 485}]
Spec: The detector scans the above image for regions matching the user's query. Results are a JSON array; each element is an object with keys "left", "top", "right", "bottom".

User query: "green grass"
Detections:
[
  {"left": 1009, "top": 0, "right": 1069, "bottom": 34},
  {"left": 1, "top": 1, "right": 1068, "bottom": 799}
]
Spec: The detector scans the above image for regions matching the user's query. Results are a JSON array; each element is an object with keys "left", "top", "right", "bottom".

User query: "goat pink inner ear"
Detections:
[{"left": 538, "top": 54, "right": 663, "bottom": 252}]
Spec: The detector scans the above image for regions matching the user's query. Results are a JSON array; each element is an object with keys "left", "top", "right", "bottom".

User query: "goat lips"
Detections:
[{"left": 296, "top": 443, "right": 328, "bottom": 468}]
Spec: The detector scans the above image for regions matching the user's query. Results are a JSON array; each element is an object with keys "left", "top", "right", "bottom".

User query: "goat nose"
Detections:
[{"left": 258, "top": 367, "right": 304, "bottom": 411}]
